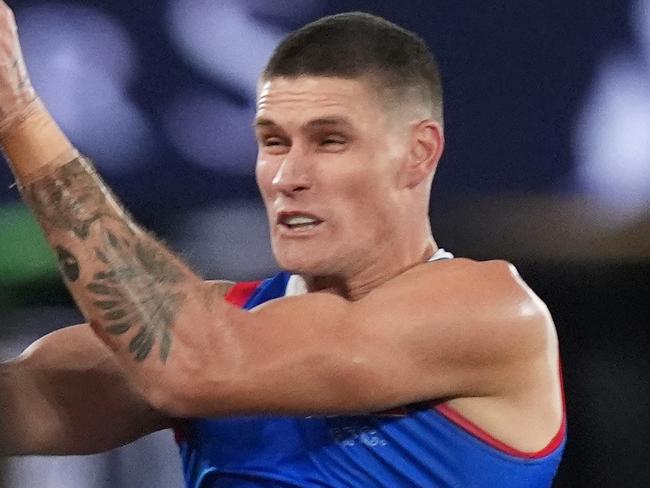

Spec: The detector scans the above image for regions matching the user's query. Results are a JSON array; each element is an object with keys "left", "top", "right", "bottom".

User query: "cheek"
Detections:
[
  {"left": 333, "top": 152, "right": 393, "bottom": 199},
  {"left": 331, "top": 171, "right": 392, "bottom": 230}
]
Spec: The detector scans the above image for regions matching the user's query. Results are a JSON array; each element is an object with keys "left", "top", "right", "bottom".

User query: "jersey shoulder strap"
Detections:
[{"left": 224, "top": 280, "right": 262, "bottom": 307}]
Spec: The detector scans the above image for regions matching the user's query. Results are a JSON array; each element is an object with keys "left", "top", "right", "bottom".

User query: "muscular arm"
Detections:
[
  {"left": 4, "top": 134, "right": 552, "bottom": 420},
  {"left": 0, "top": 1, "right": 557, "bottom": 430},
  {"left": 0, "top": 325, "right": 171, "bottom": 456},
  {"left": 150, "top": 259, "right": 554, "bottom": 417}
]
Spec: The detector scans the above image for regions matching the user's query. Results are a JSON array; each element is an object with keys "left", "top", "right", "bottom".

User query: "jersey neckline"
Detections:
[{"left": 285, "top": 248, "right": 454, "bottom": 297}]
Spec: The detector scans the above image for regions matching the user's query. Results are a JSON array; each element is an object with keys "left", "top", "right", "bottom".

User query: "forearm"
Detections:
[
  {"left": 0, "top": 361, "right": 55, "bottom": 455},
  {"left": 2, "top": 110, "right": 230, "bottom": 407},
  {"left": 0, "top": 360, "right": 62, "bottom": 455},
  {"left": 0, "top": 99, "right": 77, "bottom": 177},
  {"left": 0, "top": 361, "right": 21, "bottom": 455},
  {"left": 0, "top": 325, "right": 174, "bottom": 456}
]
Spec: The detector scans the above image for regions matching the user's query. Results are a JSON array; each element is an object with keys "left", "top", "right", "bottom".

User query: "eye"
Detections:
[
  {"left": 319, "top": 136, "right": 346, "bottom": 151},
  {"left": 261, "top": 137, "right": 290, "bottom": 154},
  {"left": 264, "top": 137, "right": 284, "bottom": 146}
]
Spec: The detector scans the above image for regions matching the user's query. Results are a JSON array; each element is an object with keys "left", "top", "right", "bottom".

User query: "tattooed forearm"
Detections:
[
  {"left": 22, "top": 156, "right": 191, "bottom": 364},
  {"left": 87, "top": 227, "right": 186, "bottom": 362},
  {"left": 23, "top": 158, "right": 117, "bottom": 239}
]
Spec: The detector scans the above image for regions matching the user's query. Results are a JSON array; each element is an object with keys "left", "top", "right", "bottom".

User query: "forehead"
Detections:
[{"left": 255, "top": 76, "right": 384, "bottom": 127}]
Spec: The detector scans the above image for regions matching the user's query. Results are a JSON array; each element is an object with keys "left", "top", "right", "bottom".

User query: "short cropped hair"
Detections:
[{"left": 262, "top": 12, "right": 443, "bottom": 123}]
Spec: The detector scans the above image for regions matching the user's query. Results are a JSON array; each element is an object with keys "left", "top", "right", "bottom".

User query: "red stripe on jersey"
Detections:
[
  {"left": 225, "top": 281, "right": 262, "bottom": 307},
  {"left": 434, "top": 358, "right": 566, "bottom": 459},
  {"left": 434, "top": 404, "right": 565, "bottom": 459}
]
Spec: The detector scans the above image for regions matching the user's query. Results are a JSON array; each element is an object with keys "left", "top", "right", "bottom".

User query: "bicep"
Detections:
[
  {"left": 3, "top": 324, "right": 170, "bottom": 455},
  {"left": 185, "top": 262, "right": 548, "bottom": 416},
  {"left": 232, "top": 292, "right": 473, "bottom": 413}
]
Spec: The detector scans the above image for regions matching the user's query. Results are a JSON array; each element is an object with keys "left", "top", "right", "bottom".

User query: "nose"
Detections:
[{"left": 271, "top": 151, "right": 311, "bottom": 196}]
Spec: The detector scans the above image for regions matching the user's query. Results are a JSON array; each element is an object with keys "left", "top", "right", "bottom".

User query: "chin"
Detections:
[
  {"left": 273, "top": 246, "right": 334, "bottom": 276},
  {"left": 275, "top": 255, "right": 319, "bottom": 275}
]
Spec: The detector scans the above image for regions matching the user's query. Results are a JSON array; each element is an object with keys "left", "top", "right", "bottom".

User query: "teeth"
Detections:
[{"left": 285, "top": 215, "right": 318, "bottom": 225}]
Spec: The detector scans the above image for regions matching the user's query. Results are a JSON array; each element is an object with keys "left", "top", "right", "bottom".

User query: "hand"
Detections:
[{"left": 0, "top": 1, "right": 38, "bottom": 138}]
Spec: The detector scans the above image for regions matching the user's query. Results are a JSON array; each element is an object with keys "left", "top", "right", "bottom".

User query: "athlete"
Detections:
[{"left": 0, "top": 4, "right": 565, "bottom": 487}]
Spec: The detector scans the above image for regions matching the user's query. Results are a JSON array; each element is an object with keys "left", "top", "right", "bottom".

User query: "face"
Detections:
[{"left": 255, "top": 76, "right": 411, "bottom": 277}]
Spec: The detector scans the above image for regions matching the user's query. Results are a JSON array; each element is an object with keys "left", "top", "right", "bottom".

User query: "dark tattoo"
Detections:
[
  {"left": 55, "top": 246, "right": 80, "bottom": 282},
  {"left": 23, "top": 159, "right": 113, "bottom": 239},
  {"left": 24, "top": 157, "right": 188, "bottom": 364},
  {"left": 85, "top": 226, "right": 187, "bottom": 362}
]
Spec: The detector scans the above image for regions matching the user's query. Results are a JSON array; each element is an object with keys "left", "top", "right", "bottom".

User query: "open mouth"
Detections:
[{"left": 277, "top": 212, "right": 324, "bottom": 232}]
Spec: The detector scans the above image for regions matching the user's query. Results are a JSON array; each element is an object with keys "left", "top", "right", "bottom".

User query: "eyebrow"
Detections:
[{"left": 253, "top": 116, "right": 355, "bottom": 132}]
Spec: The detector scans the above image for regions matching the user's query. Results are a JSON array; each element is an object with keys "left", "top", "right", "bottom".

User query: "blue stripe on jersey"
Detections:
[{"left": 177, "top": 272, "right": 565, "bottom": 487}]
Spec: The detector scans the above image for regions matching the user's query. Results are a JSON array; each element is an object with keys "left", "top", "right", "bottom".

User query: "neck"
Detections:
[{"left": 302, "top": 236, "right": 438, "bottom": 301}]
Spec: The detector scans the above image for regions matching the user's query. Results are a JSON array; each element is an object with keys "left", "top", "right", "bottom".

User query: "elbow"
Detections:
[
  {"left": 143, "top": 374, "right": 197, "bottom": 418},
  {"left": 136, "top": 307, "right": 246, "bottom": 418},
  {"left": 144, "top": 380, "right": 188, "bottom": 418},
  {"left": 142, "top": 364, "right": 234, "bottom": 419}
]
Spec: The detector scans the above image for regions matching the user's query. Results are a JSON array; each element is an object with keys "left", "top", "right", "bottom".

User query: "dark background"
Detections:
[{"left": 1, "top": 1, "right": 648, "bottom": 487}]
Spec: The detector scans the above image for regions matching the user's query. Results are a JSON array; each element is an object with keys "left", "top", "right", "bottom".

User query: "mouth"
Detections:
[{"left": 276, "top": 211, "right": 324, "bottom": 233}]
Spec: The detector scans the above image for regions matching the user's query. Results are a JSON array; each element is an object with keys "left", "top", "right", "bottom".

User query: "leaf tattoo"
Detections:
[
  {"left": 85, "top": 226, "right": 186, "bottom": 363},
  {"left": 55, "top": 246, "right": 80, "bottom": 282}
]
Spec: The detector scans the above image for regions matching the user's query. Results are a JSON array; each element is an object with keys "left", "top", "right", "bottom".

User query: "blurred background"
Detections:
[{"left": 0, "top": 0, "right": 648, "bottom": 486}]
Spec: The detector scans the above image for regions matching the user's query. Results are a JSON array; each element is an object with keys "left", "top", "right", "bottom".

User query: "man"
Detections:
[{"left": 0, "top": 4, "right": 565, "bottom": 487}]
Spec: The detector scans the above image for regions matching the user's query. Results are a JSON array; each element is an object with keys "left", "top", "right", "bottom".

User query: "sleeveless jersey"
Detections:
[{"left": 175, "top": 250, "right": 566, "bottom": 487}]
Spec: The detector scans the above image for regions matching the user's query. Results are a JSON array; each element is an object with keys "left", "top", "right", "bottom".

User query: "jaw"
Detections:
[
  {"left": 272, "top": 219, "right": 435, "bottom": 297},
  {"left": 271, "top": 229, "right": 380, "bottom": 289},
  {"left": 271, "top": 233, "right": 340, "bottom": 275}
]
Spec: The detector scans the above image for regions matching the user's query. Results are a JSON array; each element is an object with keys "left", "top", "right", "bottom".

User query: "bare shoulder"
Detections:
[
  {"left": 397, "top": 259, "right": 562, "bottom": 450},
  {"left": 411, "top": 256, "right": 530, "bottom": 288},
  {"left": 377, "top": 257, "right": 555, "bottom": 365},
  {"left": 402, "top": 257, "right": 550, "bottom": 318},
  {"left": 386, "top": 258, "right": 543, "bottom": 308}
]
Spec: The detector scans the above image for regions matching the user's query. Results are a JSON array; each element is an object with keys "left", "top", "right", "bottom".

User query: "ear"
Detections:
[{"left": 403, "top": 119, "right": 444, "bottom": 188}]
